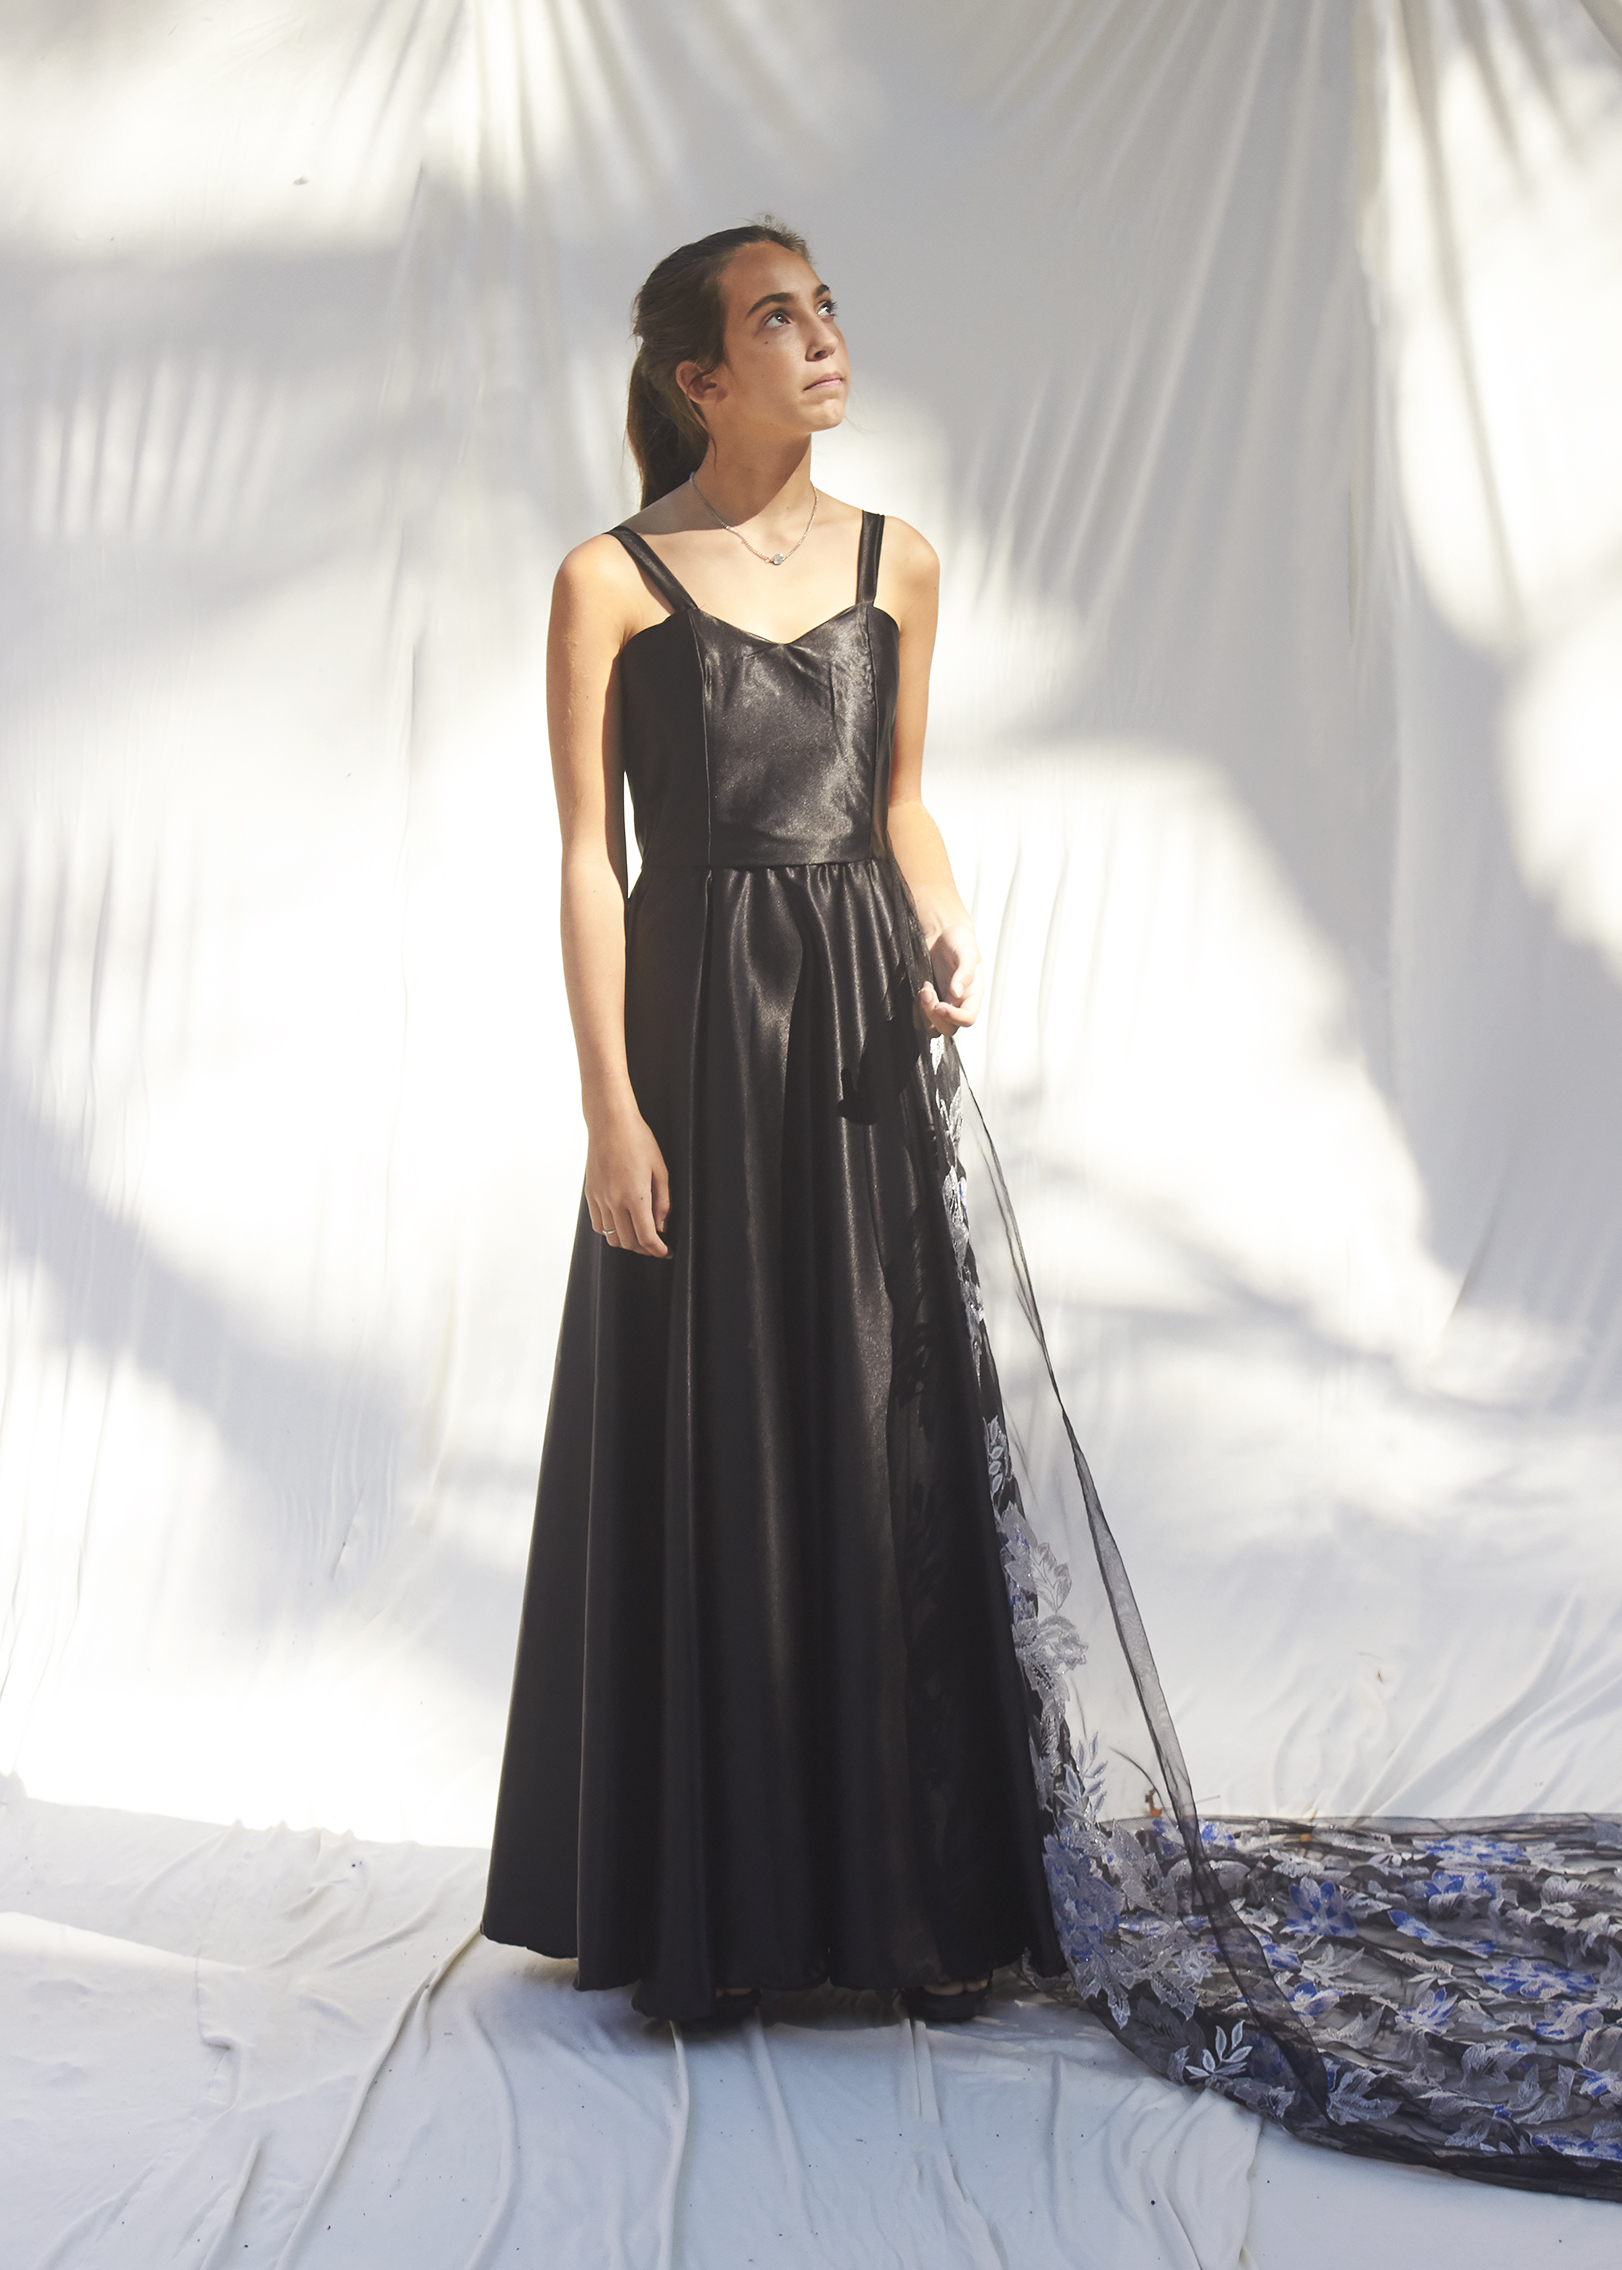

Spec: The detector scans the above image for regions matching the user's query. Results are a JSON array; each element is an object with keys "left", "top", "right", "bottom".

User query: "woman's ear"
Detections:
[{"left": 676, "top": 359, "right": 723, "bottom": 411}]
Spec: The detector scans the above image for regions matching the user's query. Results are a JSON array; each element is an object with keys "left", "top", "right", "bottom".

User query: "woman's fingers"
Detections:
[
  {"left": 599, "top": 1189, "right": 669, "bottom": 1259},
  {"left": 585, "top": 1113, "right": 673, "bottom": 1259},
  {"left": 927, "top": 922, "right": 983, "bottom": 1028},
  {"left": 630, "top": 1189, "right": 669, "bottom": 1258},
  {"left": 942, "top": 959, "right": 981, "bottom": 1018},
  {"left": 918, "top": 982, "right": 976, "bottom": 1034}
]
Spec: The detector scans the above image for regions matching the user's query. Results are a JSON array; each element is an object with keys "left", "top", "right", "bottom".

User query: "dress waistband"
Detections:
[{"left": 639, "top": 852, "right": 882, "bottom": 875}]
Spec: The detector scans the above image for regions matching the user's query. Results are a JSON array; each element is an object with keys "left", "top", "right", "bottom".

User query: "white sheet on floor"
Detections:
[
  {"left": 3, "top": 1782, "right": 1263, "bottom": 2269},
  {"left": 2, "top": 0, "right": 1621, "bottom": 2262},
  {"left": 6, "top": 1781, "right": 1619, "bottom": 2268}
]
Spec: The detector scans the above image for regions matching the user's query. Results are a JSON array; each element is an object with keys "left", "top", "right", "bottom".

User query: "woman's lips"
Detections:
[{"left": 806, "top": 373, "right": 846, "bottom": 390}]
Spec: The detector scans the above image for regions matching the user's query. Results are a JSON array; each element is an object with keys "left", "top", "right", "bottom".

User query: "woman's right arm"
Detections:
[{"left": 548, "top": 540, "right": 670, "bottom": 1259}]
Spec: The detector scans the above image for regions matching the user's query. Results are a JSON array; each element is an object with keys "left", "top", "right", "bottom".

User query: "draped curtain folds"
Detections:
[{"left": 2, "top": 0, "right": 1622, "bottom": 2240}]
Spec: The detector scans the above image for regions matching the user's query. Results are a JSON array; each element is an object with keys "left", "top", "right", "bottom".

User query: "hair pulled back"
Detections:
[{"left": 627, "top": 218, "right": 812, "bottom": 508}]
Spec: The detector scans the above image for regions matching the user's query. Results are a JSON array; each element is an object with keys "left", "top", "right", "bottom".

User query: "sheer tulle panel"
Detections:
[{"left": 925, "top": 1030, "right": 1622, "bottom": 2202}]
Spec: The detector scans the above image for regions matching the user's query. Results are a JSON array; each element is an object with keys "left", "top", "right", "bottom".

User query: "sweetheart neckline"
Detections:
[{"left": 622, "top": 601, "right": 900, "bottom": 657}]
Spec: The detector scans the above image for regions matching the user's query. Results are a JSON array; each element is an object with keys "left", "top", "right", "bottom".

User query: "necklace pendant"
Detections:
[{"left": 687, "top": 474, "right": 817, "bottom": 571}]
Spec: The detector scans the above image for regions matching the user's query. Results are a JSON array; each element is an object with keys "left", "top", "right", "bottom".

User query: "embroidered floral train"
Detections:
[{"left": 925, "top": 1031, "right": 1622, "bottom": 2204}]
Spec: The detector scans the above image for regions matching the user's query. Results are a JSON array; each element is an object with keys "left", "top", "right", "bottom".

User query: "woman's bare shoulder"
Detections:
[
  {"left": 555, "top": 529, "right": 639, "bottom": 592},
  {"left": 875, "top": 513, "right": 939, "bottom": 587},
  {"left": 551, "top": 531, "right": 649, "bottom": 635},
  {"left": 871, "top": 515, "right": 939, "bottom": 629}
]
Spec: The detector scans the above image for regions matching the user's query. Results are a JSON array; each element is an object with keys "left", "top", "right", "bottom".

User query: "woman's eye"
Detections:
[{"left": 819, "top": 299, "right": 836, "bottom": 316}]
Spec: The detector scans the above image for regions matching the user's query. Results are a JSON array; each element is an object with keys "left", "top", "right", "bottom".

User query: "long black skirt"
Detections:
[{"left": 481, "top": 857, "right": 1063, "bottom": 2021}]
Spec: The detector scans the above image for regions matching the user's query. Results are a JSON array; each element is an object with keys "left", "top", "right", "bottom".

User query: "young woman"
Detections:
[
  {"left": 479, "top": 221, "right": 1064, "bottom": 2022},
  {"left": 473, "top": 223, "right": 1622, "bottom": 2210}
]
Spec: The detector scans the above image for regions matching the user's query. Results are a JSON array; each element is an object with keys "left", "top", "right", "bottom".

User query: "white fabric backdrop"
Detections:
[{"left": 3, "top": 1, "right": 1621, "bottom": 2263}]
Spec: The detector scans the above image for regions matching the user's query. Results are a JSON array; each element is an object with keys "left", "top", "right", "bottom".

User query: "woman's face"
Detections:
[{"left": 680, "top": 242, "right": 849, "bottom": 441}]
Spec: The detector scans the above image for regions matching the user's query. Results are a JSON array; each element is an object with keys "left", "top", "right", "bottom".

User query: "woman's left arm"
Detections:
[{"left": 881, "top": 519, "right": 983, "bottom": 1034}]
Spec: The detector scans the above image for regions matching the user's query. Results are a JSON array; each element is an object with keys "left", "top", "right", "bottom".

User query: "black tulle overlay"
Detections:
[
  {"left": 924, "top": 1034, "right": 1622, "bottom": 2202},
  {"left": 484, "top": 509, "right": 1622, "bottom": 2201}
]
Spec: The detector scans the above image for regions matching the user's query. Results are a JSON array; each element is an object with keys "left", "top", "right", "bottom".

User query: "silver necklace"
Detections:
[{"left": 688, "top": 471, "right": 817, "bottom": 567}]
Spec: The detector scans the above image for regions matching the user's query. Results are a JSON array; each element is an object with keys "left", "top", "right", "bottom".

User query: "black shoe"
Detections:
[
  {"left": 901, "top": 1981, "right": 990, "bottom": 2024},
  {"left": 708, "top": 1987, "right": 761, "bottom": 2022}
]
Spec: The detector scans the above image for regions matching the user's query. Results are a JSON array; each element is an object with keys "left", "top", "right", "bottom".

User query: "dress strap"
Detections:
[
  {"left": 856, "top": 510, "right": 885, "bottom": 606},
  {"left": 609, "top": 526, "right": 697, "bottom": 613}
]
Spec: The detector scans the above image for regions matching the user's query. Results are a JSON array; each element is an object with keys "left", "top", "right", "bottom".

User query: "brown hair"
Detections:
[{"left": 626, "top": 218, "right": 813, "bottom": 508}]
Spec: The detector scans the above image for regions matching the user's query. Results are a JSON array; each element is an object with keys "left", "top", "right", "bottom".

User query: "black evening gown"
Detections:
[
  {"left": 484, "top": 513, "right": 1622, "bottom": 2204},
  {"left": 482, "top": 514, "right": 1064, "bottom": 2020}
]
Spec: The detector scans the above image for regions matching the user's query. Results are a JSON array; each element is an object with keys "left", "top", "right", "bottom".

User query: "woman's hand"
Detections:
[
  {"left": 585, "top": 1104, "right": 671, "bottom": 1258},
  {"left": 918, "top": 920, "right": 984, "bottom": 1034}
]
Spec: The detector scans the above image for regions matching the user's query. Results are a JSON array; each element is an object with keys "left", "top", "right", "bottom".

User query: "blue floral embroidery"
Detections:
[
  {"left": 1421, "top": 1869, "right": 1501, "bottom": 1909},
  {"left": 922, "top": 1031, "right": 1622, "bottom": 2199},
  {"left": 1423, "top": 1836, "right": 1533, "bottom": 1867},
  {"left": 1389, "top": 1909, "right": 1497, "bottom": 1956},
  {"left": 1533, "top": 2133, "right": 1622, "bottom": 2164},
  {"left": 1480, "top": 1956, "right": 1601, "bottom": 2001},
  {"left": 1288, "top": 1979, "right": 1343, "bottom": 2019},
  {"left": 1397, "top": 1983, "right": 1458, "bottom": 2033},
  {"left": 1283, "top": 1877, "right": 1359, "bottom": 1939},
  {"left": 1045, "top": 1837, "right": 1124, "bottom": 1963}
]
